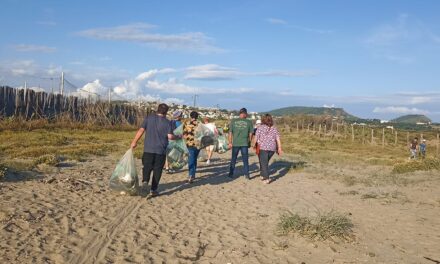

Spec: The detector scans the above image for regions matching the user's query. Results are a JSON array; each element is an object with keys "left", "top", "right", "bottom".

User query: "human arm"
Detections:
[
  {"left": 275, "top": 127, "right": 282, "bottom": 155},
  {"left": 131, "top": 128, "right": 145, "bottom": 149},
  {"left": 248, "top": 120, "right": 254, "bottom": 147},
  {"left": 251, "top": 132, "right": 257, "bottom": 149},
  {"left": 276, "top": 137, "right": 283, "bottom": 156},
  {"left": 228, "top": 132, "right": 233, "bottom": 149},
  {"left": 228, "top": 121, "right": 233, "bottom": 149}
]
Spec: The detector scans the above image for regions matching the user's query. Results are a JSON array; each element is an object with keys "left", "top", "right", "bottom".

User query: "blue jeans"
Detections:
[
  {"left": 188, "top": 147, "right": 200, "bottom": 179},
  {"left": 229, "top": 146, "right": 250, "bottom": 178}
]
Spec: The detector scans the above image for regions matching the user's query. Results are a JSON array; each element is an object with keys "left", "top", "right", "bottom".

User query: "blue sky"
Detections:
[{"left": 1, "top": 0, "right": 440, "bottom": 121}]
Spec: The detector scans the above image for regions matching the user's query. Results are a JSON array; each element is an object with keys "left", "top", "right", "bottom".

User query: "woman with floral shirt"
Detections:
[
  {"left": 183, "top": 111, "right": 200, "bottom": 183},
  {"left": 253, "top": 114, "right": 283, "bottom": 184}
]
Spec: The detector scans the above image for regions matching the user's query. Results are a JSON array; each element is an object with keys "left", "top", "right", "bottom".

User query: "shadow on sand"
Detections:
[{"left": 139, "top": 157, "right": 306, "bottom": 198}]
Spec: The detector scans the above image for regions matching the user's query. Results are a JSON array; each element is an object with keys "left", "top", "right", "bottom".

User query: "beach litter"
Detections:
[{"left": 109, "top": 148, "right": 139, "bottom": 195}]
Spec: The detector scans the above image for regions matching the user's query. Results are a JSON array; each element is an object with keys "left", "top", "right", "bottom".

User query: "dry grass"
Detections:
[
  {"left": 280, "top": 129, "right": 440, "bottom": 187},
  {"left": 0, "top": 163, "right": 7, "bottom": 179},
  {"left": 392, "top": 158, "right": 440, "bottom": 174},
  {"left": 33, "top": 154, "right": 61, "bottom": 167},
  {"left": 278, "top": 210, "right": 354, "bottom": 241},
  {"left": 0, "top": 128, "right": 142, "bottom": 172}
]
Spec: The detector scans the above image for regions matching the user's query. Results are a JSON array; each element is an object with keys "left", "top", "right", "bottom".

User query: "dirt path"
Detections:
[{"left": 1, "top": 152, "right": 439, "bottom": 263}]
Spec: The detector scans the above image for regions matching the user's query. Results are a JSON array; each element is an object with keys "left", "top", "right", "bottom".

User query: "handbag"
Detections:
[{"left": 255, "top": 142, "right": 260, "bottom": 155}]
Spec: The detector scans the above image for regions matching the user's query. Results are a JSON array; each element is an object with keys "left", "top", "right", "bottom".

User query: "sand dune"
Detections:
[{"left": 1, "top": 152, "right": 439, "bottom": 263}]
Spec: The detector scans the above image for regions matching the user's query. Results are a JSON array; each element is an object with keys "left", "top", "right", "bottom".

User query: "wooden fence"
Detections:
[
  {"left": 279, "top": 119, "right": 440, "bottom": 157},
  {"left": 0, "top": 86, "right": 149, "bottom": 126}
]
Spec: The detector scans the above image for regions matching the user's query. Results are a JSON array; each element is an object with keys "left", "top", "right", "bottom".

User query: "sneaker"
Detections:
[
  {"left": 206, "top": 159, "right": 210, "bottom": 165},
  {"left": 149, "top": 190, "right": 159, "bottom": 198},
  {"left": 245, "top": 175, "right": 251, "bottom": 180},
  {"left": 187, "top": 178, "right": 194, "bottom": 184}
]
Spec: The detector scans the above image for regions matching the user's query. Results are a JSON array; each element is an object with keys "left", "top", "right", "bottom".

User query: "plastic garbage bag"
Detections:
[
  {"left": 198, "top": 149, "right": 208, "bottom": 162},
  {"left": 173, "top": 124, "right": 184, "bottom": 136},
  {"left": 109, "top": 149, "right": 139, "bottom": 195},
  {"left": 167, "top": 139, "right": 189, "bottom": 170},
  {"left": 216, "top": 135, "right": 228, "bottom": 153},
  {"left": 195, "top": 124, "right": 216, "bottom": 149}
]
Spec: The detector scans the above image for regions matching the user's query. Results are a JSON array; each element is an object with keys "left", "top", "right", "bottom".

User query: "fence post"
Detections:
[
  {"left": 362, "top": 125, "right": 365, "bottom": 144},
  {"left": 319, "top": 124, "right": 322, "bottom": 137},
  {"left": 371, "top": 129, "right": 374, "bottom": 144},
  {"left": 296, "top": 122, "right": 299, "bottom": 133},
  {"left": 351, "top": 125, "right": 354, "bottom": 142},
  {"left": 437, "top": 133, "right": 439, "bottom": 157},
  {"left": 395, "top": 130, "right": 397, "bottom": 145},
  {"left": 382, "top": 128, "right": 385, "bottom": 148}
]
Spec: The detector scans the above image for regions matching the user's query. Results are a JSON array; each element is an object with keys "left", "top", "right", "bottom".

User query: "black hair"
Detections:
[
  {"left": 157, "top": 103, "right": 169, "bottom": 115},
  {"left": 190, "top": 111, "right": 199, "bottom": 119}
]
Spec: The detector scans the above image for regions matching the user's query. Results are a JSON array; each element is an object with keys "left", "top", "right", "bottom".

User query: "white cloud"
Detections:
[
  {"left": 76, "top": 23, "right": 225, "bottom": 53},
  {"left": 373, "top": 106, "right": 429, "bottom": 115},
  {"left": 146, "top": 77, "right": 252, "bottom": 95},
  {"left": 364, "top": 13, "right": 440, "bottom": 63},
  {"left": 12, "top": 44, "right": 57, "bottom": 53},
  {"left": 266, "top": 18, "right": 332, "bottom": 34},
  {"left": 184, "top": 64, "right": 318, "bottom": 80},
  {"left": 147, "top": 78, "right": 195, "bottom": 94},
  {"left": 366, "top": 14, "right": 411, "bottom": 46},
  {"left": 185, "top": 64, "right": 241, "bottom": 80},
  {"left": 266, "top": 18, "right": 287, "bottom": 25},
  {"left": 277, "top": 90, "right": 296, "bottom": 96},
  {"left": 72, "top": 79, "right": 108, "bottom": 98}
]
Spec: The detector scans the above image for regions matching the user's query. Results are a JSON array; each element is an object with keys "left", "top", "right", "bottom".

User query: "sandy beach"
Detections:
[{"left": 1, "top": 151, "right": 440, "bottom": 264}]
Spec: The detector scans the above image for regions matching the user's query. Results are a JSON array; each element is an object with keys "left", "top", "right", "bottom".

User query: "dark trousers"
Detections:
[
  {"left": 229, "top": 146, "right": 250, "bottom": 177},
  {"left": 142, "top": 152, "right": 166, "bottom": 192},
  {"left": 188, "top": 147, "right": 200, "bottom": 179},
  {"left": 259, "top": 150, "right": 275, "bottom": 179}
]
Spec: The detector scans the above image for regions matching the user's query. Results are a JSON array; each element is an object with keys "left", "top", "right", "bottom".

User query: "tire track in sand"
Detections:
[{"left": 68, "top": 200, "right": 142, "bottom": 264}]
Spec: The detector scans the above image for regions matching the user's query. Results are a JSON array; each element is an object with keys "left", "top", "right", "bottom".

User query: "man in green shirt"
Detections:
[{"left": 228, "top": 108, "right": 254, "bottom": 179}]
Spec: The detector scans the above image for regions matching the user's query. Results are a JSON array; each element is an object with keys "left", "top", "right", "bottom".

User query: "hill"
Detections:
[
  {"left": 267, "top": 106, "right": 358, "bottom": 120},
  {"left": 391, "top": 114, "right": 432, "bottom": 124}
]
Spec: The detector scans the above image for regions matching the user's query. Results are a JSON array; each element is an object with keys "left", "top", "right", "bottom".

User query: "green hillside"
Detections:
[
  {"left": 267, "top": 106, "right": 358, "bottom": 120},
  {"left": 391, "top": 114, "right": 432, "bottom": 124}
]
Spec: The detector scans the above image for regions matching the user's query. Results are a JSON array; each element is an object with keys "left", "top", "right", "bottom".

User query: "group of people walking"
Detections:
[{"left": 130, "top": 104, "right": 283, "bottom": 197}]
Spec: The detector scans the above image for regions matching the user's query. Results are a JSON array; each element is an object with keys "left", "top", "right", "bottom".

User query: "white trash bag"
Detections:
[{"left": 109, "top": 149, "right": 139, "bottom": 195}]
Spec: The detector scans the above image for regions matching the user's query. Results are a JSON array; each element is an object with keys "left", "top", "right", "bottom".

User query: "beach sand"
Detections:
[{"left": 1, "top": 152, "right": 439, "bottom": 263}]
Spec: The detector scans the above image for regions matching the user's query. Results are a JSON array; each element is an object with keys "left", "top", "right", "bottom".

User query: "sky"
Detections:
[{"left": 1, "top": 0, "right": 440, "bottom": 122}]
